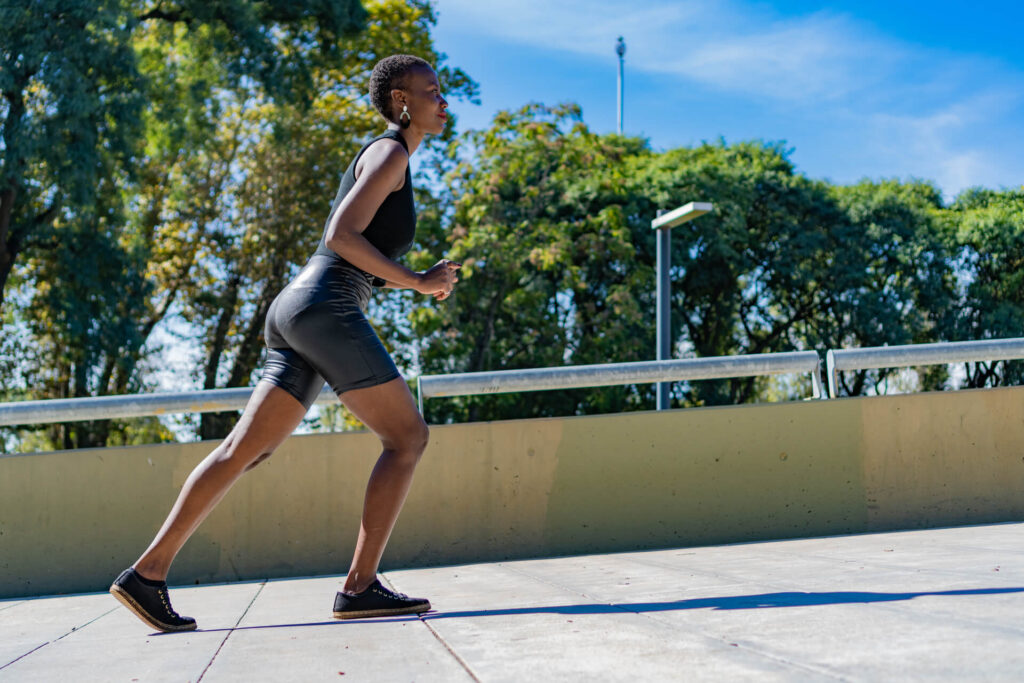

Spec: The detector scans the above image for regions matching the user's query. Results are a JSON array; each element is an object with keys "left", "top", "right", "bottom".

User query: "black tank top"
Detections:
[{"left": 313, "top": 129, "right": 416, "bottom": 285}]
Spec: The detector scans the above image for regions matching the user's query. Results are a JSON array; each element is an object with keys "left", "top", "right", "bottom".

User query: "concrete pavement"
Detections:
[{"left": 3, "top": 522, "right": 1023, "bottom": 681}]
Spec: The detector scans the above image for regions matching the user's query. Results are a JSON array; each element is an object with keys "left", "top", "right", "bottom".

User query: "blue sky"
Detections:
[{"left": 430, "top": 0, "right": 1024, "bottom": 202}]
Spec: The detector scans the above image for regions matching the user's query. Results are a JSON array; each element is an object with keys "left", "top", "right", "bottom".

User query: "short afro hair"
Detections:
[{"left": 369, "top": 54, "right": 433, "bottom": 122}]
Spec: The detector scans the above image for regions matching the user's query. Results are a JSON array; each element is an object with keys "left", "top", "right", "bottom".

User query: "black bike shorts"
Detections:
[{"left": 261, "top": 255, "right": 400, "bottom": 409}]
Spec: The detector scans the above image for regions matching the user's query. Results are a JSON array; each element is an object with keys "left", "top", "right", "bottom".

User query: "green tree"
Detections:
[
  {"left": 1, "top": 0, "right": 366, "bottom": 449},
  {"left": 947, "top": 187, "right": 1024, "bottom": 387},
  {"left": 414, "top": 111, "right": 962, "bottom": 418},
  {"left": 823, "top": 180, "right": 956, "bottom": 396},
  {"left": 0, "top": 0, "right": 366, "bottom": 317},
  {"left": 627, "top": 142, "right": 842, "bottom": 405},
  {"left": 412, "top": 104, "right": 652, "bottom": 422},
  {"left": 0, "top": 1, "right": 144, "bottom": 316},
  {"left": 634, "top": 154, "right": 955, "bottom": 402}
]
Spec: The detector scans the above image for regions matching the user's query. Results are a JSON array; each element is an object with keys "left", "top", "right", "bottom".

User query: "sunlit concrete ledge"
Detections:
[{"left": 2, "top": 386, "right": 1024, "bottom": 598}]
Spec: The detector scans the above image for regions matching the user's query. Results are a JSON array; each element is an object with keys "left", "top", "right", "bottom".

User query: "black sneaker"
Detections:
[
  {"left": 109, "top": 567, "right": 197, "bottom": 632},
  {"left": 332, "top": 578, "right": 430, "bottom": 620}
]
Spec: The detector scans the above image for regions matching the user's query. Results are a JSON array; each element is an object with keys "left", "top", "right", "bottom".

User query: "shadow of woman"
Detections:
[
  {"left": 423, "top": 586, "right": 1024, "bottom": 619},
  {"left": 180, "top": 586, "right": 1024, "bottom": 634}
]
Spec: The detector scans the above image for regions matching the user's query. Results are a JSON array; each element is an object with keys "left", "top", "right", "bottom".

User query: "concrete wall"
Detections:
[{"left": 2, "top": 387, "right": 1023, "bottom": 598}]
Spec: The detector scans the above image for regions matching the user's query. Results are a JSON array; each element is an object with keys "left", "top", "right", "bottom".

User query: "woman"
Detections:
[{"left": 109, "top": 54, "right": 459, "bottom": 632}]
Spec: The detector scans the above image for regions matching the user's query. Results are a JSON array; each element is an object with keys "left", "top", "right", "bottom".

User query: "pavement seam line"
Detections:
[
  {"left": 381, "top": 572, "right": 482, "bottom": 682},
  {"left": 419, "top": 615, "right": 482, "bottom": 683},
  {"left": 0, "top": 606, "right": 119, "bottom": 672},
  {"left": 498, "top": 562, "right": 846, "bottom": 681},
  {"left": 0, "top": 641, "right": 49, "bottom": 671},
  {"left": 196, "top": 580, "right": 267, "bottom": 682}
]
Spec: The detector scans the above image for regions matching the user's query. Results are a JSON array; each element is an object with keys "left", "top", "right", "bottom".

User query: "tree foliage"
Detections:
[
  {"left": 0, "top": 0, "right": 366, "bottom": 316},
  {"left": 2, "top": 0, "right": 479, "bottom": 448},
  {"left": 4, "top": 2, "right": 1024, "bottom": 449},
  {"left": 947, "top": 188, "right": 1024, "bottom": 387},
  {"left": 412, "top": 104, "right": 651, "bottom": 422},
  {"left": 412, "top": 105, "right": 1009, "bottom": 421}
]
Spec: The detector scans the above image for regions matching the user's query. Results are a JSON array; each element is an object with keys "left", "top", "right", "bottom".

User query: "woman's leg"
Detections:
[
  {"left": 336, "top": 376, "right": 430, "bottom": 594},
  {"left": 132, "top": 381, "right": 309, "bottom": 580}
]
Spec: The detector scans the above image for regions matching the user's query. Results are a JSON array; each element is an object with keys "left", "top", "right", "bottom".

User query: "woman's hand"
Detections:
[{"left": 416, "top": 259, "right": 461, "bottom": 300}]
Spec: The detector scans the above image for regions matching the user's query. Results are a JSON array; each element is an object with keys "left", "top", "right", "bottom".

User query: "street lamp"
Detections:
[
  {"left": 651, "top": 201, "right": 714, "bottom": 410},
  {"left": 615, "top": 36, "right": 626, "bottom": 134}
]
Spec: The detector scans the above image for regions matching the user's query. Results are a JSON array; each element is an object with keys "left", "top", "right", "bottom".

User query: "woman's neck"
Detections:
[{"left": 386, "top": 123, "right": 423, "bottom": 156}]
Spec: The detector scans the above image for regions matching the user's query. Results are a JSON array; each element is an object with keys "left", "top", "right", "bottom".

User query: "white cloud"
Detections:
[
  {"left": 435, "top": 0, "right": 709, "bottom": 56},
  {"left": 437, "top": 1, "right": 902, "bottom": 102},
  {"left": 848, "top": 89, "right": 1020, "bottom": 196},
  {"left": 665, "top": 14, "right": 896, "bottom": 102},
  {"left": 434, "top": 0, "right": 1024, "bottom": 197}
]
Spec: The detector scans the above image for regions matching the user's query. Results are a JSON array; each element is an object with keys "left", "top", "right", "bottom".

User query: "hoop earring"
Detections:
[{"left": 399, "top": 105, "right": 411, "bottom": 129}]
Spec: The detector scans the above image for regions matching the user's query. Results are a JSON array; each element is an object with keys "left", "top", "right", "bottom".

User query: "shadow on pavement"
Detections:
[
  {"left": 179, "top": 586, "right": 1024, "bottom": 634},
  {"left": 425, "top": 587, "right": 1024, "bottom": 618}
]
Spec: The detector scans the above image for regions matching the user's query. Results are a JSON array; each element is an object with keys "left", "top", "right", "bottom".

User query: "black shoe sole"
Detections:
[
  {"left": 109, "top": 585, "right": 197, "bottom": 633},
  {"left": 332, "top": 601, "right": 431, "bottom": 620}
]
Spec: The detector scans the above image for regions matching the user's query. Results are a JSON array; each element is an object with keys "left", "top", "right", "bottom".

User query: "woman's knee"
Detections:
[
  {"left": 412, "top": 420, "right": 430, "bottom": 454},
  {"left": 388, "top": 420, "right": 429, "bottom": 459}
]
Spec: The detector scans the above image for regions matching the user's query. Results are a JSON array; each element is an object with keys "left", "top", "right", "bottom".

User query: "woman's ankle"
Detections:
[
  {"left": 132, "top": 561, "right": 169, "bottom": 583},
  {"left": 343, "top": 572, "right": 375, "bottom": 595}
]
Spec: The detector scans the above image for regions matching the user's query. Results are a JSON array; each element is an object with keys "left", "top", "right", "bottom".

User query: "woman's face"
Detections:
[{"left": 396, "top": 66, "right": 448, "bottom": 135}]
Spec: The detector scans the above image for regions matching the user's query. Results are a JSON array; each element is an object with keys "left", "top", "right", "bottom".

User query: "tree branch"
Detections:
[
  {"left": 138, "top": 8, "right": 191, "bottom": 25},
  {"left": 33, "top": 200, "right": 60, "bottom": 228}
]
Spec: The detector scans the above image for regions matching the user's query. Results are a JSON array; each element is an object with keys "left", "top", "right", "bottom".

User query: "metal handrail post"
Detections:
[
  {"left": 825, "top": 337, "right": 1024, "bottom": 398},
  {"left": 417, "top": 375, "right": 424, "bottom": 415},
  {"left": 811, "top": 355, "right": 825, "bottom": 400},
  {"left": 825, "top": 349, "right": 840, "bottom": 400}
]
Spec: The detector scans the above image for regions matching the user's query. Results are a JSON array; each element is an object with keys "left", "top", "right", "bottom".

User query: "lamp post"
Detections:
[
  {"left": 615, "top": 36, "right": 625, "bottom": 134},
  {"left": 651, "top": 202, "right": 714, "bottom": 410}
]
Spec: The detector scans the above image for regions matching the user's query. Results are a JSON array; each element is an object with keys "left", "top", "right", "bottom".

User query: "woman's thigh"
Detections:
[
  {"left": 226, "top": 380, "right": 310, "bottom": 461},
  {"left": 338, "top": 376, "right": 427, "bottom": 450}
]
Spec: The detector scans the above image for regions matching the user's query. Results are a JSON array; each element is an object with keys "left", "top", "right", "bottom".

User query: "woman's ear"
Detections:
[{"left": 390, "top": 88, "right": 406, "bottom": 110}]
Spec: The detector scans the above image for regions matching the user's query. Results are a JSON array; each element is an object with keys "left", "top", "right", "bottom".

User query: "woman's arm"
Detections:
[
  {"left": 324, "top": 140, "right": 425, "bottom": 290},
  {"left": 378, "top": 278, "right": 453, "bottom": 296},
  {"left": 324, "top": 139, "right": 457, "bottom": 297}
]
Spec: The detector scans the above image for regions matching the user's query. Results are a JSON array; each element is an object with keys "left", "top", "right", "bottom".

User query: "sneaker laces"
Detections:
[
  {"left": 157, "top": 586, "right": 182, "bottom": 618},
  {"left": 373, "top": 583, "right": 409, "bottom": 600}
]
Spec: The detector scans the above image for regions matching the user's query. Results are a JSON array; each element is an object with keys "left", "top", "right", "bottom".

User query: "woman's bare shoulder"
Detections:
[{"left": 356, "top": 138, "right": 408, "bottom": 179}]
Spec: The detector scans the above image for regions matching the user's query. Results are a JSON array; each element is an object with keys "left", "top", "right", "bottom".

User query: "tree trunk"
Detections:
[
  {"left": 226, "top": 277, "right": 280, "bottom": 388},
  {"left": 201, "top": 272, "right": 286, "bottom": 441},
  {"left": 1, "top": 79, "right": 26, "bottom": 320},
  {"left": 0, "top": 187, "right": 18, "bottom": 320},
  {"left": 199, "top": 274, "right": 242, "bottom": 440}
]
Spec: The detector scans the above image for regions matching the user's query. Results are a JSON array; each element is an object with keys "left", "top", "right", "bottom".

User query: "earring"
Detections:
[{"left": 399, "top": 105, "right": 411, "bottom": 128}]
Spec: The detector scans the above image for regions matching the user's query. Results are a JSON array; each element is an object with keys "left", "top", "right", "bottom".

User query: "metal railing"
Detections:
[
  {"left": 0, "top": 352, "right": 823, "bottom": 427},
  {"left": 825, "top": 337, "right": 1024, "bottom": 399},
  {"left": 0, "top": 384, "right": 337, "bottom": 428},
  {"left": 4, "top": 338, "right": 1024, "bottom": 427},
  {"left": 417, "top": 351, "right": 823, "bottom": 412}
]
